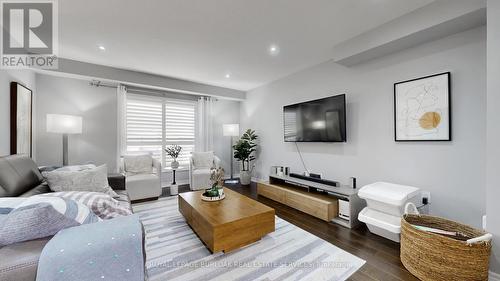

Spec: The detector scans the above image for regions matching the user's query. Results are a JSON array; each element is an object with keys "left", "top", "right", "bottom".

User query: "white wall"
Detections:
[
  {"left": 242, "top": 26, "right": 486, "bottom": 228},
  {"left": 35, "top": 74, "right": 118, "bottom": 171},
  {"left": 0, "top": 70, "right": 36, "bottom": 157},
  {"left": 486, "top": 0, "right": 500, "bottom": 274}
]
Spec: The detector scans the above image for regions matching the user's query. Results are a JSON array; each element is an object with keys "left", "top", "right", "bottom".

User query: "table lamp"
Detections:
[
  {"left": 223, "top": 124, "right": 239, "bottom": 184},
  {"left": 46, "top": 114, "right": 82, "bottom": 166}
]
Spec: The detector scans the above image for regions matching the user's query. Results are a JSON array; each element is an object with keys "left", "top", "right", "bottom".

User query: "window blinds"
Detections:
[{"left": 125, "top": 94, "right": 196, "bottom": 167}]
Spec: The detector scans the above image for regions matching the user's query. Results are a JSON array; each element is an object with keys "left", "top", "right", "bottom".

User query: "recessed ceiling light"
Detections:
[
  {"left": 98, "top": 45, "right": 106, "bottom": 51},
  {"left": 225, "top": 73, "right": 231, "bottom": 79},
  {"left": 269, "top": 44, "right": 280, "bottom": 56}
]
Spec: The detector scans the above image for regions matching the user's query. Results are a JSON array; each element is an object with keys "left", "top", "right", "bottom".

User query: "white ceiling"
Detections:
[{"left": 59, "top": 0, "right": 434, "bottom": 91}]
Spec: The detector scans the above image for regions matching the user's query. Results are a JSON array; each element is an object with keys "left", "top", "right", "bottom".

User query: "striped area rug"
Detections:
[{"left": 133, "top": 196, "right": 365, "bottom": 281}]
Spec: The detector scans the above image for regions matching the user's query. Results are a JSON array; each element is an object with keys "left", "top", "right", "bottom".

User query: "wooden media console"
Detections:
[{"left": 257, "top": 174, "right": 365, "bottom": 228}]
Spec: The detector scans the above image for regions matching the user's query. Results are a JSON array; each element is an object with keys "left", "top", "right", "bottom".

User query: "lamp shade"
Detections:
[
  {"left": 223, "top": 124, "right": 240, "bottom": 137},
  {"left": 46, "top": 114, "right": 82, "bottom": 134}
]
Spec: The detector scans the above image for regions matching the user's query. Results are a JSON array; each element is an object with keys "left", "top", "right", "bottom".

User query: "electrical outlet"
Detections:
[
  {"left": 421, "top": 191, "right": 431, "bottom": 204},
  {"left": 482, "top": 215, "right": 487, "bottom": 230}
]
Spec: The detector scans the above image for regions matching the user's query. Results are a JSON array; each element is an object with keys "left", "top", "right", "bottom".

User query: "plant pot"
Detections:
[
  {"left": 171, "top": 160, "right": 179, "bottom": 169},
  {"left": 240, "top": 170, "right": 251, "bottom": 185}
]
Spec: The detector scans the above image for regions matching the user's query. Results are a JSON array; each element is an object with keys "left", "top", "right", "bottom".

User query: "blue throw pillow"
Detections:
[{"left": 0, "top": 196, "right": 100, "bottom": 246}]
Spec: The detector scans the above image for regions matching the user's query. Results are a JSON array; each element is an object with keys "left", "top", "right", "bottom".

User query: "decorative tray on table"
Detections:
[{"left": 201, "top": 191, "right": 225, "bottom": 202}]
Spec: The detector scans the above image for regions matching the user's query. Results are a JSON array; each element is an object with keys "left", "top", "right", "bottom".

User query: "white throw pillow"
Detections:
[
  {"left": 192, "top": 151, "right": 214, "bottom": 168},
  {"left": 43, "top": 165, "right": 118, "bottom": 197},
  {"left": 123, "top": 154, "right": 153, "bottom": 175}
]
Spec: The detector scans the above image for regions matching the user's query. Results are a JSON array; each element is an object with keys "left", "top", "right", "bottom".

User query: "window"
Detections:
[
  {"left": 164, "top": 100, "right": 195, "bottom": 166},
  {"left": 125, "top": 94, "right": 196, "bottom": 168}
]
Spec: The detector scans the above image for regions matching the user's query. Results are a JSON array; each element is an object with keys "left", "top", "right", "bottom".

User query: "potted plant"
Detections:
[
  {"left": 233, "top": 129, "right": 258, "bottom": 185},
  {"left": 201, "top": 167, "right": 225, "bottom": 201},
  {"left": 165, "top": 145, "right": 182, "bottom": 169}
]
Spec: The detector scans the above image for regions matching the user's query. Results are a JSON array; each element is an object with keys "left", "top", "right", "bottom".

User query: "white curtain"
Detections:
[
  {"left": 196, "top": 96, "right": 215, "bottom": 152},
  {"left": 116, "top": 84, "right": 127, "bottom": 172}
]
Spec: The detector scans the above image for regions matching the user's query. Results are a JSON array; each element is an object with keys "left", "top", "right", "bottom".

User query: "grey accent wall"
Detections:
[
  {"left": 213, "top": 99, "right": 241, "bottom": 177},
  {"left": 242, "top": 27, "right": 486, "bottom": 228},
  {"left": 42, "top": 58, "right": 246, "bottom": 100},
  {"left": 486, "top": 0, "right": 500, "bottom": 274},
  {"left": 0, "top": 70, "right": 36, "bottom": 157},
  {"left": 161, "top": 99, "right": 241, "bottom": 186},
  {"left": 35, "top": 74, "right": 118, "bottom": 171},
  {"left": 34, "top": 73, "right": 240, "bottom": 186}
]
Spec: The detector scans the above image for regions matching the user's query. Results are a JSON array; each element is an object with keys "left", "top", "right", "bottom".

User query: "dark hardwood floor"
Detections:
[{"left": 162, "top": 182, "right": 418, "bottom": 281}]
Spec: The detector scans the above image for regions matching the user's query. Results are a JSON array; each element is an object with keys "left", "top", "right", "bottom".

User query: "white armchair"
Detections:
[
  {"left": 120, "top": 155, "right": 162, "bottom": 201},
  {"left": 189, "top": 152, "right": 221, "bottom": 190}
]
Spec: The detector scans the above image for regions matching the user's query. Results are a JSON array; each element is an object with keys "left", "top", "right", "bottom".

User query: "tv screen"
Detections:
[{"left": 284, "top": 94, "right": 346, "bottom": 142}]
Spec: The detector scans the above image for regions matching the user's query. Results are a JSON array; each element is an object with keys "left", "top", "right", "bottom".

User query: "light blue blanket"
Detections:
[{"left": 37, "top": 214, "right": 144, "bottom": 281}]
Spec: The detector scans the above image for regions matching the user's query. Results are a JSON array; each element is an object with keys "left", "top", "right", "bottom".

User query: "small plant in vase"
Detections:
[
  {"left": 165, "top": 145, "right": 182, "bottom": 169},
  {"left": 202, "top": 167, "right": 225, "bottom": 201}
]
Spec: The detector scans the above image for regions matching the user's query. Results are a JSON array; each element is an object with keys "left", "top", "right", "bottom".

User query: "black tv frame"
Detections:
[{"left": 283, "top": 94, "right": 347, "bottom": 143}]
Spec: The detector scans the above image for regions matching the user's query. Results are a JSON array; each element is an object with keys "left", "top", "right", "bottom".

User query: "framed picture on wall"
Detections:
[
  {"left": 394, "top": 72, "right": 451, "bottom": 141},
  {"left": 10, "top": 82, "right": 33, "bottom": 157}
]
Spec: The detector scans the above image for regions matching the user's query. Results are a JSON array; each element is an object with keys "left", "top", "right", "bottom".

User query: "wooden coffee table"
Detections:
[{"left": 178, "top": 188, "right": 275, "bottom": 253}]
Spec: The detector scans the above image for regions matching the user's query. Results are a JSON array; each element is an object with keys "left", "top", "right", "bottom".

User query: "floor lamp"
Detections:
[
  {"left": 223, "top": 124, "right": 239, "bottom": 184},
  {"left": 46, "top": 114, "right": 82, "bottom": 166}
]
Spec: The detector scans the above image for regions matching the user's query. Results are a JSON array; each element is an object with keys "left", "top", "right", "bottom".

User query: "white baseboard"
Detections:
[{"left": 490, "top": 271, "right": 500, "bottom": 281}]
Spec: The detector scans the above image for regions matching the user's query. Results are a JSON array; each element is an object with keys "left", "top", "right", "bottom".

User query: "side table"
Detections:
[{"left": 165, "top": 166, "right": 184, "bottom": 195}]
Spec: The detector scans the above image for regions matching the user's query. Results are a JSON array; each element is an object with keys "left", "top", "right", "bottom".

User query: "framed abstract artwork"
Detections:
[
  {"left": 10, "top": 82, "right": 33, "bottom": 157},
  {"left": 394, "top": 72, "right": 451, "bottom": 141}
]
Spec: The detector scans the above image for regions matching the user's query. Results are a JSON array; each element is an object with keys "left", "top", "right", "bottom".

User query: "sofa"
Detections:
[{"left": 0, "top": 155, "right": 140, "bottom": 281}]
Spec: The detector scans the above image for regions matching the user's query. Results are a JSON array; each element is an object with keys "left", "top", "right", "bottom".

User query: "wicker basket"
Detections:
[{"left": 401, "top": 212, "right": 491, "bottom": 281}]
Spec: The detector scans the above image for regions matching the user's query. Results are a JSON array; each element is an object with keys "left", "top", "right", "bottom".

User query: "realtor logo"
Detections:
[{"left": 1, "top": 0, "right": 58, "bottom": 69}]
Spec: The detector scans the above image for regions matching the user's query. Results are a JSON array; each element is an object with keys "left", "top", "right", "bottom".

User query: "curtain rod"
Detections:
[
  {"left": 89, "top": 80, "right": 117, "bottom": 89},
  {"left": 88, "top": 79, "right": 211, "bottom": 99}
]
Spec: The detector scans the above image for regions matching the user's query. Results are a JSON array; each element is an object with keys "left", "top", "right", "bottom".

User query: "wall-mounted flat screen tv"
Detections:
[{"left": 284, "top": 94, "right": 346, "bottom": 142}]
